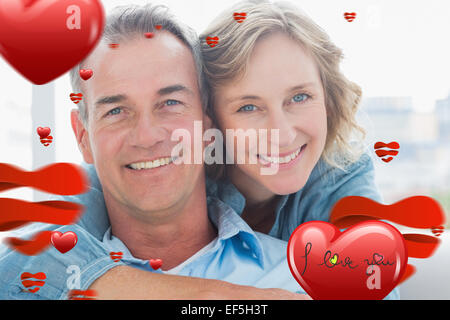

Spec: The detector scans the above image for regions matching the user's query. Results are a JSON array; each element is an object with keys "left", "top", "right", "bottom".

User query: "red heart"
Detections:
[
  {"left": 51, "top": 231, "right": 78, "bottom": 254},
  {"left": 109, "top": 251, "right": 123, "bottom": 263},
  {"left": 79, "top": 69, "right": 93, "bottom": 81},
  {"left": 206, "top": 36, "right": 219, "bottom": 48},
  {"left": 155, "top": 25, "right": 162, "bottom": 30},
  {"left": 344, "top": 12, "right": 357, "bottom": 22},
  {"left": 287, "top": 220, "right": 407, "bottom": 300},
  {"left": 21, "top": 272, "right": 46, "bottom": 293},
  {"left": 0, "top": 0, "right": 104, "bottom": 85},
  {"left": 144, "top": 32, "right": 154, "bottom": 39},
  {"left": 36, "top": 127, "right": 51, "bottom": 139},
  {"left": 40, "top": 135, "right": 53, "bottom": 147},
  {"left": 149, "top": 258, "right": 163, "bottom": 270},
  {"left": 233, "top": 12, "right": 247, "bottom": 23}
]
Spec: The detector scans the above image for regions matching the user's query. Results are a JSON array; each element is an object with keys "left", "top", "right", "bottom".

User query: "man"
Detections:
[{"left": 0, "top": 4, "right": 307, "bottom": 299}]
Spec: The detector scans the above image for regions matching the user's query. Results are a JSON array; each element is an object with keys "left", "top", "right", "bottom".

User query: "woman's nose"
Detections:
[{"left": 267, "top": 109, "right": 297, "bottom": 149}]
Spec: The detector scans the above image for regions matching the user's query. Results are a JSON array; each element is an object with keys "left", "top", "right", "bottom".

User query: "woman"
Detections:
[{"left": 199, "top": 0, "right": 376, "bottom": 241}]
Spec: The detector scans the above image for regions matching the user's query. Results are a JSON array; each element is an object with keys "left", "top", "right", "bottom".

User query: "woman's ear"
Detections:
[{"left": 70, "top": 109, "right": 94, "bottom": 164}]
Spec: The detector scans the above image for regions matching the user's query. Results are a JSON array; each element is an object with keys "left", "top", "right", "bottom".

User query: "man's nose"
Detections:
[
  {"left": 128, "top": 114, "right": 168, "bottom": 149},
  {"left": 266, "top": 109, "right": 297, "bottom": 149}
]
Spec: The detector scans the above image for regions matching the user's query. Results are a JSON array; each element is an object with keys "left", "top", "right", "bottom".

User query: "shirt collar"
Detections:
[
  {"left": 101, "top": 196, "right": 266, "bottom": 268},
  {"left": 207, "top": 176, "right": 291, "bottom": 238},
  {"left": 207, "top": 176, "right": 247, "bottom": 216},
  {"left": 207, "top": 196, "right": 265, "bottom": 267}
]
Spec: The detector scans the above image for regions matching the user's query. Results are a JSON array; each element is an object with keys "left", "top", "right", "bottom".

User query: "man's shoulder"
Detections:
[{"left": 49, "top": 163, "right": 109, "bottom": 239}]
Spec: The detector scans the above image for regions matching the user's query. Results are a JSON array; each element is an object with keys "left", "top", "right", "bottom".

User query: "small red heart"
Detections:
[
  {"left": 233, "top": 12, "right": 247, "bottom": 23},
  {"left": 79, "top": 69, "right": 93, "bottom": 80},
  {"left": 155, "top": 25, "right": 162, "bottom": 30},
  {"left": 149, "top": 258, "right": 163, "bottom": 270},
  {"left": 51, "top": 231, "right": 78, "bottom": 254},
  {"left": 287, "top": 220, "right": 407, "bottom": 300},
  {"left": 144, "top": 32, "right": 154, "bottom": 39},
  {"left": 109, "top": 251, "right": 123, "bottom": 262},
  {"left": 344, "top": 12, "right": 357, "bottom": 22},
  {"left": 206, "top": 36, "right": 219, "bottom": 48},
  {"left": 36, "top": 127, "right": 51, "bottom": 139},
  {"left": 40, "top": 135, "right": 53, "bottom": 146},
  {"left": 70, "top": 93, "right": 83, "bottom": 104},
  {"left": 21, "top": 272, "right": 46, "bottom": 293}
]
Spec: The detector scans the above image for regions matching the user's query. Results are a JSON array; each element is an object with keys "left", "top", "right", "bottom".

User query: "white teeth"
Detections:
[
  {"left": 128, "top": 157, "right": 173, "bottom": 170},
  {"left": 259, "top": 146, "right": 304, "bottom": 164}
]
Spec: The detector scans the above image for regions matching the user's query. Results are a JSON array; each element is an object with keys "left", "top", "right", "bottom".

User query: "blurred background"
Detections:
[{"left": 0, "top": 0, "right": 449, "bottom": 299}]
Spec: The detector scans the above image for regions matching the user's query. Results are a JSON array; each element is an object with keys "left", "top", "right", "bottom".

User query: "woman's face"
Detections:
[{"left": 213, "top": 32, "right": 328, "bottom": 196}]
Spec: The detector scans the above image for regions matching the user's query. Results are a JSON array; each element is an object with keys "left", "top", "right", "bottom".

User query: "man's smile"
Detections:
[{"left": 125, "top": 156, "right": 179, "bottom": 170}]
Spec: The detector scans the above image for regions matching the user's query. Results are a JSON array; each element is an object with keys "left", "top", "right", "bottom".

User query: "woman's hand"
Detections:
[{"left": 89, "top": 265, "right": 311, "bottom": 300}]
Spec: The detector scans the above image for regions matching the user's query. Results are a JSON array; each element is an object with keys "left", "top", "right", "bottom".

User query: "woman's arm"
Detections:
[{"left": 89, "top": 265, "right": 311, "bottom": 300}]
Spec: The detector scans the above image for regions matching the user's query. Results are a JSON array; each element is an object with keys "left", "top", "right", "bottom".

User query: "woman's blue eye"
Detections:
[
  {"left": 238, "top": 104, "right": 256, "bottom": 112},
  {"left": 106, "top": 107, "right": 121, "bottom": 116},
  {"left": 292, "top": 93, "right": 309, "bottom": 103}
]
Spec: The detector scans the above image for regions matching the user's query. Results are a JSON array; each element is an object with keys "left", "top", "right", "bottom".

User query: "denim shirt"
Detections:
[{"left": 0, "top": 151, "right": 399, "bottom": 299}]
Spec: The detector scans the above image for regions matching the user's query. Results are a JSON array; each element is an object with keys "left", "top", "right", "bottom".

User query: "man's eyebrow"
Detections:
[
  {"left": 157, "top": 84, "right": 194, "bottom": 96},
  {"left": 95, "top": 94, "right": 127, "bottom": 107},
  {"left": 93, "top": 86, "right": 194, "bottom": 110}
]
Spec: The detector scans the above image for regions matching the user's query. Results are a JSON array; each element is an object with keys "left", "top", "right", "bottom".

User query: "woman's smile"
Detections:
[{"left": 257, "top": 144, "right": 307, "bottom": 168}]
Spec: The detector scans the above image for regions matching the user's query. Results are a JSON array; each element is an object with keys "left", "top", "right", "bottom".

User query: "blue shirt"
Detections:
[{"left": 0, "top": 151, "right": 399, "bottom": 299}]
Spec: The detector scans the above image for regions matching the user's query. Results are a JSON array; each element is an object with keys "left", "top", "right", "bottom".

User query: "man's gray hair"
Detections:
[{"left": 70, "top": 3, "right": 208, "bottom": 124}]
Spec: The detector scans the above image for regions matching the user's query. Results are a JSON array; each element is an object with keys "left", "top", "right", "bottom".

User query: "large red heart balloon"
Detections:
[
  {"left": 287, "top": 220, "right": 407, "bottom": 300},
  {"left": 0, "top": 0, "right": 104, "bottom": 85}
]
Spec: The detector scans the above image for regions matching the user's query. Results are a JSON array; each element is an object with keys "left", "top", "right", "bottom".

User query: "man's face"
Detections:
[{"left": 74, "top": 32, "right": 207, "bottom": 218}]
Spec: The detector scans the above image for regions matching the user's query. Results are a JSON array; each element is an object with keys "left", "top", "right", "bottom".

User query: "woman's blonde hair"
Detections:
[{"left": 200, "top": 0, "right": 366, "bottom": 178}]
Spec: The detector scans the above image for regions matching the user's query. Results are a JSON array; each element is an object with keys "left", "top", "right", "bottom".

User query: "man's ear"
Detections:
[{"left": 71, "top": 109, "right": 94, "bottom": 164}]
